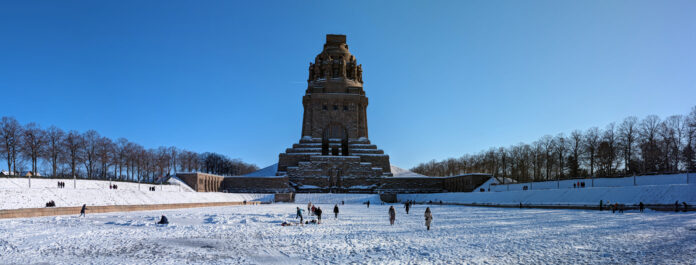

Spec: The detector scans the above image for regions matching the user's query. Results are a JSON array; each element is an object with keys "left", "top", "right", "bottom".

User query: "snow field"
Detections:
[
  {"left": 487, "top": 173, "right": 695, "bottom": 192},
  {"left": 0, "top": 204, "right": 694, "bottom": 264},
  {"left": 0, "top": 178, "right": 273, "bottom": 210},
  {"left": 400, "top": 184, "right": 696, "bottom": 206}
]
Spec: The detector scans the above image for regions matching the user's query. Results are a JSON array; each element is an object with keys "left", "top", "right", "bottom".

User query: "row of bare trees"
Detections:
[
  {"left": 411, "top": 107, "right": 696, "bottom": 181},
  {"left": 0, "top": 117, "right": 258, "bottom": 183}
]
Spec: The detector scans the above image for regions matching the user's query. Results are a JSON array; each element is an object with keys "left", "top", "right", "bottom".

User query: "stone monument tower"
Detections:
[{"left": 277, "top": 34, "right": 392, "bottom": 193}]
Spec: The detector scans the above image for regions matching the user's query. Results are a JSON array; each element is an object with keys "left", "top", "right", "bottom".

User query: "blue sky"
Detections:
[{"left": 1, "top": 0, "right": 694, "bottom": 169}]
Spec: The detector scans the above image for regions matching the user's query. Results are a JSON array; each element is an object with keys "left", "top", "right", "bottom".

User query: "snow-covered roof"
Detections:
[
  {"left": 241, "top": 163, "right": 280, "bottom": 178},
  {"left": 389, "top": 165, "right": 427, "bottom": 178}
]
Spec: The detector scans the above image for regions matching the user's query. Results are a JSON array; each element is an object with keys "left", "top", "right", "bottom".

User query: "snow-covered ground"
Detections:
[
  {"left": 400, "top": 184, "right": 696, "bottom": 206},
  {"left": 488, "top": 173, "right": 695, "bottom": 192},
  {"left": 0, "top": 178, "right": 273, "bottom": 210},
  {"left": 1, "top": 204, "right": 694, "bottom": 264}
]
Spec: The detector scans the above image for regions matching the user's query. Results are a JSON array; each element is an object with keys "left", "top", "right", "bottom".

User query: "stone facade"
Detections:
[
  {"left": 177, "top": 172, "right": 223, "bottom": 192},
  {"left": 221, "top": 176, "right": 292, "bottom": 193},
  {"left": 277, "top": 34, "right": 393, "bottom": 193}
]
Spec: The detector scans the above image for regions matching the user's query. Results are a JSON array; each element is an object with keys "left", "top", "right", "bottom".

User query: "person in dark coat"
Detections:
[
  {"left": 639, "top": 202, "right": 645, "bottom": 213},
  {"left": 315, "top": 207, "right": 323, "bottom": 224},
  {"left": 366, "top": 201, "right": 370, "bottom": 208},
  {"left": 599, "top": 200, "right": 603, "bottom": 211},
  {"left": 424, "top": 207, "right": 433, "bottom": 230},
  {"left": 405, "top": 202, "right": 410, "bottom": 214},
  {"left": 80, "top": 204, "right": 87, "bottom": 217},
  {"left": 388, "top": 206, "right": 396, "bottom": 225},
  {"left": 683, "top": 202, "right": 688, "bottom": 212},
  {"left": 157, "top": 215, "right": 169, "bottom": 224},
  {"left": 333, "top": 204, "right": 339, "bottom": 219},
  {"left": 296, "top": 207, "right": 304, "bottom": 223}
]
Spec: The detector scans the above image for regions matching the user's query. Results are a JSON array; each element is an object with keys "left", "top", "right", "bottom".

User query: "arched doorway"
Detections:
[{"left": 322, "top": 123, "right": 349, "bottom": 156}]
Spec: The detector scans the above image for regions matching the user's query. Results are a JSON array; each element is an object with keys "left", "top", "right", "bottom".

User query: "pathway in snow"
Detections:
[{"left": 1, "top": 204, "right": 695, "bottom": 264}]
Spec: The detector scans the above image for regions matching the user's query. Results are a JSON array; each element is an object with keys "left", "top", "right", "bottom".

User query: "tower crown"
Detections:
[{"left": 307, "top": 34, "right": 363, "bottom": 94}]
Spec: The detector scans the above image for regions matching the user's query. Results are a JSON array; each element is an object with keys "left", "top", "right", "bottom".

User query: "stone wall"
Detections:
[
  {"left": 443, "top": 174, "right": 491, "bottom": 192},
  {"left": 221, "top": 176, "right": 292, "bottom": 193},
  {"left": 379, "top": 177, "right": 447, "bottom": 193},
  {"left": 0, "top": 201, "right": 259, "bottom": 219},
  {"left": 379, "top": 174, "right": 493, "bottom": 193},
  {"left": 177, "top": 172, "right": 224, "bottom": 192},
  {"left": 287, "top": 156, "right": 383, "bottom": 192}
]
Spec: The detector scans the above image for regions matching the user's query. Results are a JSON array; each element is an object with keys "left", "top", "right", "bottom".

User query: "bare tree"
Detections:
[
  {"left": 640, "top": 115, "right": 662, "bottom": 173},
  {"left": 44, "top": 126, "right": 65, "bottom": 177},
  {"left": 618, "top": 116, "right": 639, "bottom": 174},
  {"left": 81, "top": 130, "right": 99, "bottom": 179},
  {"left": 63, "top": 130, "right": 84, "bottom": 179},
  {"left": 684, "top": 107, "right": 696, "bottom": 171},
  {"left": 584, "top": 127, "right": 601, "bottom": 177},
  {"left": 568, "top": 130, "right": 584, "bottom": 178},
  {"left": 540, "top": 135, "right": 555, "bottom": 181},
  {"left": 1, "top": 117, "right": 22, "bottom": 175},
  {"left": 21, "top": 123, "right": 46, "bottom": 177},
  {"left": 114, "top": 138, "right": 128, "bottom": 180},
  {"left": 554, "top": 134, "right": 567, "bottom": 179},
  {"left": 598, "top": 123, "right": 618, "bottom": 177},
  {"left": 96, "top": 136, "right": 114, "bottom": 179},
  {"left": 169, "top": 146, "right": 178, "bottom": 175}
]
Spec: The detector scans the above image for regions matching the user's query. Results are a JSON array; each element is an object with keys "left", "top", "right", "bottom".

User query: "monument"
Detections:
[
  {"left": 180, "top": 34, "right": 492, "bottom": 195},
  {"left": 277, "top": 34, "right": 393, "bottom": 193}
]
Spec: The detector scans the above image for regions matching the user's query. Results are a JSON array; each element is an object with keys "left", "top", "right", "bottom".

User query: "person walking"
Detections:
[
  {"left": 316, "top": 207, "right": 323, "bottom": 224},
  {"left": 296, "top": 207, "right": 304, "bottom": 223},
  {"left": 639, "top": 202, "right": 645, "bottom": 213},
  {"left": 308, "top": 202, "right": 312, "bottom": 214},
  {"left": 367, "top": 201, "right": 370, "bottom": 208},
  {"left": 79, "top": 204, "right": 87, "bottom": 217},
  {"left": 405, "top": 202, "right": 410, "bottom": 214},
  {"left": 388, "top": 206, "right": 396, "bottom": 225},
  {"left": 683, "top": 202, "right": 688, "bottom": 212},
  {"left": 333, "top": 204, "right": 339, "bottom": 219},
  {"left": 599, "top": 200, "right": 603, "bottom": 211},
  {"left": 424, "top": 207, "right": 433, "bottom": 230}
]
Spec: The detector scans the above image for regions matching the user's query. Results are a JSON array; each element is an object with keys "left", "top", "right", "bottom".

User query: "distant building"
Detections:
[{"left": 1, "top": 170, "right": 19, "bottom": 177}]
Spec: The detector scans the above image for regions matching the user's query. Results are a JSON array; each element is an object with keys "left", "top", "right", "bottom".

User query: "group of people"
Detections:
[
  {"left": 56, "top": 181, "right": 66, "bottom": 188},
  {"left": 294, "top": 201, "right": 433, "bottom": 230},
  {"left": 675, "top": 201, "right": 689, "bottom": 212},
  {"left": 294, "top": 202, "right": 325, "bottom": 224},
  {"left": 109, "top": 184, "right": 119, "bottom": 190},
  {"left": 573, "top": 181, "right": 586, "bottom": 188},
  {"left": 388, "top": 204, "right": 433, "bottom": 230},
  {"left": 600, "top": 200, "right": 690, "bottom": 213},
  {"left": 45, "top": 200, "right": 56, "bottom": 207},
  {"left": 148, "top": 186, "right": 156, "bottom": 191}
]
